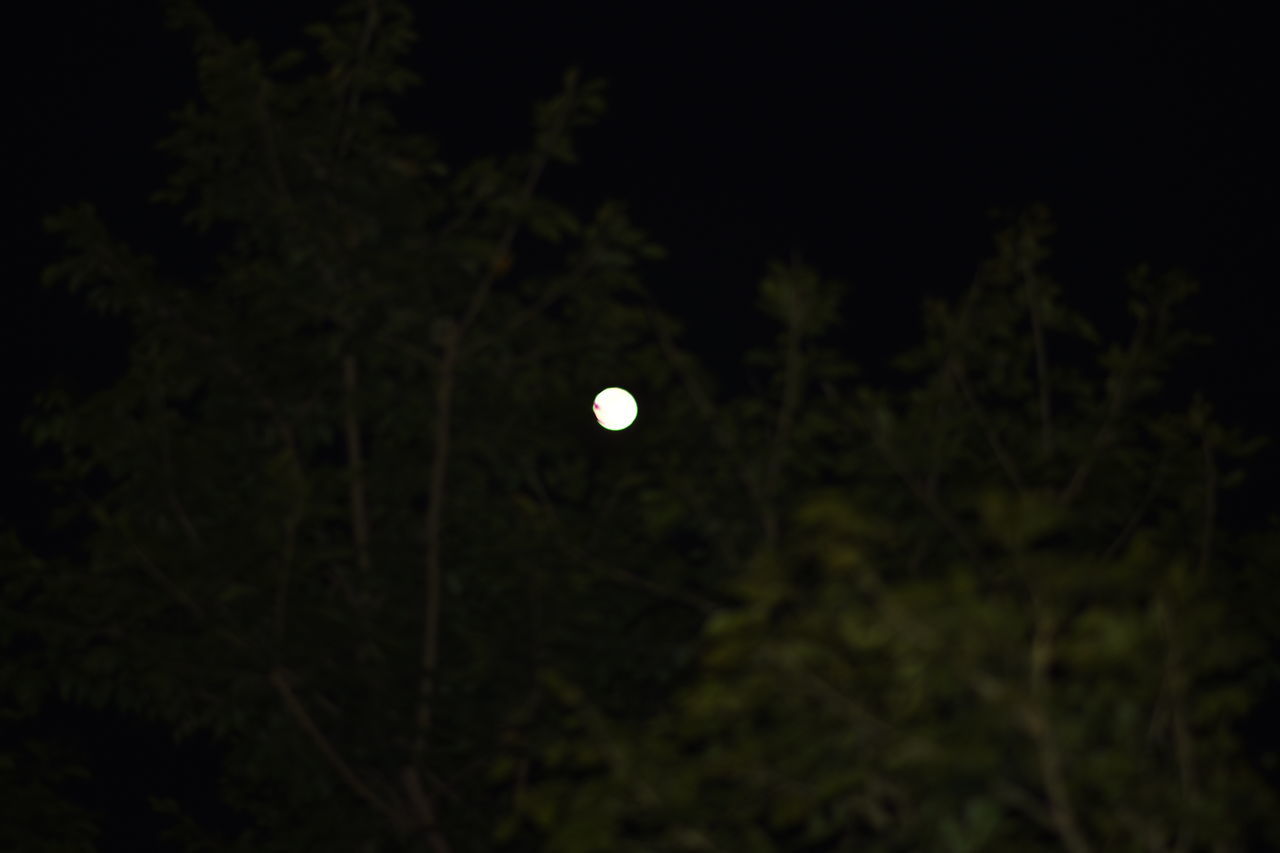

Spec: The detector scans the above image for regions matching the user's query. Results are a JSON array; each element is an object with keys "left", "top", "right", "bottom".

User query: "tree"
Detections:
[
  {"left": 4, "top": 1, "right": 715, "bottom": 850},
  {"left": 506, "top": 209, "right": 1280, "bottom": 851},
  {"left": 5, "top": 2, "right": 1276, "bottom": 851}
]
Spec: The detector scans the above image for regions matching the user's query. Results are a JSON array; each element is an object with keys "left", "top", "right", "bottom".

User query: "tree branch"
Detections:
[
  {"left": 667, "top": 468, "right": 746, "bottom": 574},
  {"left": 461, "top": 253, "right": 594, "bottom": 361},
  {"left": 1097, "top": 447, "right": 1169, "bottom": 565},
  {"left": 128, "top": 543, "right": 252, "bottom": 655},
  {"left": 1059, "top": 311, "right": 1149, "bottom": 506},
  {"left": 343, "top": 354, "right": 373, "bottom": 577},
  {"left": 410, "top": 73, "right": 582, "bottom": 769},
  {"left": 270, "top": 668, "right": 406, "bottom": 830},
  {"left": 947, "top": 357, "right": 1026, "bottom": 495},
  {"left": 764, "top": 312, "right": 805, "bottom": 531},
  {"left": 818, "top": 380, "right": 979, "bottom": 561},
  {"left": 870, "top": 419, "right": 980, "bottom": 562},
  {"left": 275, "top": 420, "right": 306, "bottom": 646},
  {"left": 256, "top": 79, "right": 295, "bottom": 206},
  {"left": 1027, "top": 610, "right": 1092, "bottom": 853},
  {"left": 335, "top": 0, "right": 381, "bottom": 158},
  {"left": 523, "top": 461, "right": 720, "bottom": 614},
  {"left": 400, "top": 765, "right": 454, "bottom": 853},
  {"left": 645, "top": 299, "right": 776, "bottom": 545},
  {"left": 1197, "top": 430, "right": 1217, "bottom": 579},
  {"left": 413, "top": 331, "right": 455, "bottom": 765},
  {"left": 1157, "top": 598, "right": 1199, "bottom": 853}
]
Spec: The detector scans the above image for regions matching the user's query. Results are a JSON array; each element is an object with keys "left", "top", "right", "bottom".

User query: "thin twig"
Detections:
[
  {"left": 335, "top": 0, "right": 381, "bottom": 158},
  {"left": 1098, "top": 447, "right": 1170, "bottom": 565},
  {"left": 1059, "top": 312, "right": 1148, "bottom": 506},
  {"left": 819, "top": 378, "right": 979, "bottom": 561},
  {"left": 868, "top": 422, "right": 980, "bottom": 561},
  {"left": 764, "top": 311, "right": 805, "bottom": 544},
  {"left": 462, "top": 254, "right": 594, "bottom": 360},
  {"left": 948, "top": 358, "right": 1026, "bottom": 495},
  {"left": 130, "top": 545, "right": 203, "bottom": 623},
  {"left": 1197, "top": 431, "right": 1217, "bottom": 578},
  {"left": 129, "top": 544, "right": 252, "bottom": 655}
]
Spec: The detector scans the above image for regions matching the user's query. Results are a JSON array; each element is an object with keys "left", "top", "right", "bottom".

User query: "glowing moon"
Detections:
[{"left": 593, "top": 387, "right": 638, "bottom": 431}]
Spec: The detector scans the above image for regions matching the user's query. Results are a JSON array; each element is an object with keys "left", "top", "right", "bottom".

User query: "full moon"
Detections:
[{"left": 593, "top": 387, "right": 638, "bottom": 431}]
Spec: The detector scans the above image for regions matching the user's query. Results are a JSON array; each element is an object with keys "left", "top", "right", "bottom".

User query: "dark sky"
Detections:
[
  {"left": 12, "top": 3, "right": 1277, "bottom": 377},
  {"left": 10, "top": 0, "right": 1277, "bottom": 526},
  {"left": 4, "top": 4, "right": 1277, "bottom": 848}
]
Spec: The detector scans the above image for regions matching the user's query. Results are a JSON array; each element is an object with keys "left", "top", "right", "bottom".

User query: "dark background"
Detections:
[{"left": 7, "top": 2, "right": 1277, "bottom": 848}]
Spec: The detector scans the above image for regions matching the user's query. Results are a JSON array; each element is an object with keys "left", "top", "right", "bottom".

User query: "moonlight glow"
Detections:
[{"left": 593, "top": 387, "right": 638, "bottom": 431}]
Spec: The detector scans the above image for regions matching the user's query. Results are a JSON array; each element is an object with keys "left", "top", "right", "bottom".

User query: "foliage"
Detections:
[
  {"left": 4, "top": 1, "right": 1276, "bottom": 850},
  {"left": 6, "top": 1, "right": 714, "bottom": 850},
  {"left": 508, "top": 208, "right": 1280, "bottom": 851}
]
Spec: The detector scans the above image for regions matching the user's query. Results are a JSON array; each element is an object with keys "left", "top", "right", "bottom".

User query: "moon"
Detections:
[{"left": 593, "top": 387, "right": 638, "bottom": 431}]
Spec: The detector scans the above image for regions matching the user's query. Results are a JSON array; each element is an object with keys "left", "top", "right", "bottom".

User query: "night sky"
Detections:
[
  {"left": 10, "top": 1, "right": 1278, "bottom": 550},
  {"left": 6, "top": 2, "right": 1279, "bottom": 847},
  {"left": 13, "top": 4, "right": 1278, "bottom": 397}
]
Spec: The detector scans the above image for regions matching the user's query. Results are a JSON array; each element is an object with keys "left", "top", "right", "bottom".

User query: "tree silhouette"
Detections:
[
  {"left": 4, "top": 2, "right": 1276, "bottom": 852},
  {"left": 5, "top": 2, "right": 704, "bottom": 849},
  {"left": 508, "top": 210, "right": 1279, "bottom": 851}
]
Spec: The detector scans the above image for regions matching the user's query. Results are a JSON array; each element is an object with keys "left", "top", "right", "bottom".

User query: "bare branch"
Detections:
[{"left": 270, "top": 668, "right": 406, "bottom": 829}]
